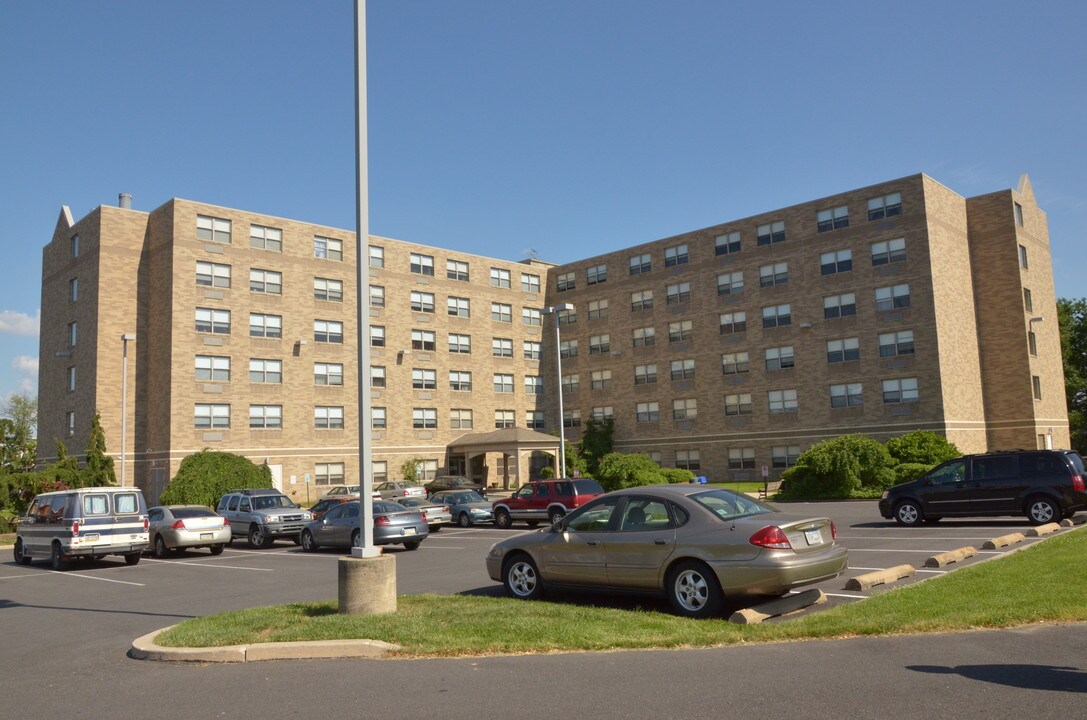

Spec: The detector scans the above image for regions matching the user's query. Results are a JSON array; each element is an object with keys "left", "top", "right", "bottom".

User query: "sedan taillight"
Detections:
[
  {"left": 830, "top": 521, "right": 838, "bottom": 541},
  {"left": 374, "top": 515, "right": 390, "bottom": 526},
  {"left": 171, "top": 520, "right": 186, "bottom": 530},
  {"left": 749, "top": 526, "right": 792, "bottom": 550}
]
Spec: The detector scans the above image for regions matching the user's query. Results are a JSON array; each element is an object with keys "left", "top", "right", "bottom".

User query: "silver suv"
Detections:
[{"left": 216, "top": 489, "right": 312, "bottom": 548}]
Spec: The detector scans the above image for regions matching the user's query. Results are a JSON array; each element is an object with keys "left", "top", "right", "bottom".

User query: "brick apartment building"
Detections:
[{"left": 37, "top": 173, "right": 1069, "bottom": 501}]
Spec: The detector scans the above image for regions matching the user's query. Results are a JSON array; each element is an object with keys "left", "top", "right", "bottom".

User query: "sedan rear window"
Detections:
[
  {"left": 690, "top": 490, "right": 772, "bottom": 522},
  {"left": 172, "top": 507, "right": 216, "bottom": 519}
]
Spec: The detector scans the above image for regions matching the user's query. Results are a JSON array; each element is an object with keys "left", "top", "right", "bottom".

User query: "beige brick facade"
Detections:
[{"left": 38, "top": 174, "right": 1070, "bottom": 500}]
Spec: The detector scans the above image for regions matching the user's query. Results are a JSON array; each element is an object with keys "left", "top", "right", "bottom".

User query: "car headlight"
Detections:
[
  {"left": 471, "top": 508, "right": 488, "bottom": 515},
  {"left": 880, "top": 491, "right": 889, "bottom": 500},
  {"left": 265, "top": 515, "right": 279, "bottom": 524},
  {"left": 487, "top": 543, "right": 505, "bottom": 559}
]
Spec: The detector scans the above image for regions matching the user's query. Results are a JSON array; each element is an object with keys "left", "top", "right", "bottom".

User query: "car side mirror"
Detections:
[{"left": 292, "top": 503, "right": 300, "bottom": 509}]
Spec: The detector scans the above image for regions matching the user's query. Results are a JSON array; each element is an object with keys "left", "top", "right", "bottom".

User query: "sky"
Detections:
[{"left": 1, "top": 0, "right": 1085, "bottom": 405}]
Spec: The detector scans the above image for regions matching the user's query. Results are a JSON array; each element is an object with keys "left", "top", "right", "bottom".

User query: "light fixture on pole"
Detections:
[
  {"left": 544, "top": 303, "right": 574, "bottom": 478},
  {"left": 120, "top": 333, "right": 136, "bottom": 487}
]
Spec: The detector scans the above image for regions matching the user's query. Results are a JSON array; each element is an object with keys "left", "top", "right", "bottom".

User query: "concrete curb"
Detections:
[
  {"left": 1060, "top": 516, "right": 1086, "bottom": 528},
  {"left": 924, "top": 546, "right": 978, "bottom": 568},
  {"left": 729, "top": 589, "right": 826, "bottom": 624},
  {"left": 982, "top": 532, "right": 1026, "bottom": 549},
  {"left": 845, "top": 564, "right": 915, "bottom": 591},
  {"left": 1026, "top": 523, "right": 1061, "bottom": 537},
  {"left": 130, "top": 625, "right": 401, "bottom": 663}
]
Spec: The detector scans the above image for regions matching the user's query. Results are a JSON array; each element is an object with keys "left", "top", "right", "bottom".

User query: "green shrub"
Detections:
[
  {"left": 538, "top": 465, "right": 555, "bottom": 479},
  {"left": 775, "top": 435, "right": 895, "bottom": 501},
  {"left": 894, "top": 462, "right": 934, "bottom": 485},
  {"left": 661, "top": 468, "right": 695, "bottom": 484},
  {"left": 160, "top": 451, "right": 272, "bottom": 507},
  {"left": 595, "top": 453, "right": 669, "bottom": 492},
  {"left": 885, "top": 430, "right": 961, "bottom": 465},
  {"left": 400, "top": 458, "right": 421, "bottom": 483}
]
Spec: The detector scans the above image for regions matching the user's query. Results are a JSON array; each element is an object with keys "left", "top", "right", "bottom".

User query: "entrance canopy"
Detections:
[{"left": 446, "top": 428, "right": 561, "bottom": 489}]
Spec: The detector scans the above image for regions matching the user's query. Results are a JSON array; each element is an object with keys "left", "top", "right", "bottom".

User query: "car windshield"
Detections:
[
  {"left": 252, "top": 495, "right": 294, "bottom": 510},
  {"left": 452, "top": 491, "right": 485, "bottom": 504},
  {"left": 690, "top": 489, "right": 773, "bottom": 521}
]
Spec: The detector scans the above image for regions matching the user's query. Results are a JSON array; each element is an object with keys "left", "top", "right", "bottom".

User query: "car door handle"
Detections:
[
  {"left": 654, "top": 539, "right": 671, "bottom": 546},
  {"left": 586, "top": 541, "right": 599, "bottom": 547}
]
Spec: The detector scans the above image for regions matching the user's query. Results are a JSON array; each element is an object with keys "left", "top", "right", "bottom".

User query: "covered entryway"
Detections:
[{"left": 446, "top": 428, "right": 563, "bottom": 490}]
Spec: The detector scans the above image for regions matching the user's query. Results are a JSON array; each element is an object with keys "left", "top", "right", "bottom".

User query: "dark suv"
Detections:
[
  {"left": 879, "top": 449, "right": 1086, "bottom": 526},
  {"left": 491, "top": 478, "right": 605, "bottom": 528}
]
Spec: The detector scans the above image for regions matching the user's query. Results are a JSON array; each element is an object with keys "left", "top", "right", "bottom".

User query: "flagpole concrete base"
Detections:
[{"left": 338, "top": 554, "right": 397, "bottom": 615}]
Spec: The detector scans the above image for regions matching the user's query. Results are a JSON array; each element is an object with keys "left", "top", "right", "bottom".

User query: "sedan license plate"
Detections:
[
  {"left": 200, "top": 532, "right": 213, "bottom": 539},
  {"left": 804, "top": 529, "right": 822, "bottom": 545},
  {"left": 403, "top": 527, "right": 416, "bottom": 536}
]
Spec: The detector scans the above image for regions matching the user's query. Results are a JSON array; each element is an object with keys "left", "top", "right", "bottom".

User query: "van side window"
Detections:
[
  {"left": 1020, "top": 453, "right": 1059, "bottom": 476},
  {"left": 971, "top": 455, "right": 1018, "bottom": 481},
  {"left": 84, "top": 494, "right": 109, "bottom": 515},
  {"left": 27, "top": 498, "right": 41, "bottom": 519},
  {"left": 929, "top": 460, "right": 966, "bottom": 486},
  {"left": 115, "top": 493, "right": 139, "bottom": 514}
]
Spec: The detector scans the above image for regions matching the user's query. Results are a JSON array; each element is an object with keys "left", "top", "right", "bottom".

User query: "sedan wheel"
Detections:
[
  {"left": 153, "top": 535, "right": 171, "bottom": 559},
  {"left": 301, "top": 530, "right": 318, "bottom": 553},
  {"left": 351, "top": 529, "right": 361, "bottom": 548},
  {"left": 668, "top": 560, "right": 722, "bottom": 618},
  {"left": 458, "top": 513, "right": 472, "bottom": 528},
  {"left": 894, "top": 500, "right": 924, "bottom": 527},
  {"left": 1027, "top": 496, "right": 1058, "bottom": 525},
  {"left": 504, "top": 555, "right": 543, "bottom": 600},
  {"left": 209, "top": 544, "right": 225, "bottom": 556}
]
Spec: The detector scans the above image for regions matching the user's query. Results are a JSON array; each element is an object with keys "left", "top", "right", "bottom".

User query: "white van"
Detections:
[{"left": 13, "top": 486, "right": 149, "bottom": 569}]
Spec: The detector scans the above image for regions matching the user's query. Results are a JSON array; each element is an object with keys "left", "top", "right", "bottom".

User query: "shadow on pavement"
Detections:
[
  {"left": 0, "top": 597, "right": 195, "bottom": 620},
  {"left": 908, "top": 664, "right": 1087, "bottom": 693}
]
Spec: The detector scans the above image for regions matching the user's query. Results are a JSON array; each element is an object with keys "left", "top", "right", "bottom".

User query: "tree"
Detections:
[
  {"left": 82, "top": 412, "right": 116, "bottom": 486},
  {"left": 160, "top": 451, "right": 272, "bottom": 506},
  {"left": 594, "top": 452, "right": 682, "bottom": 492},
  {"left": 400, "top": 458, "right": 421, "bottom": 483},
  {"left": 885, "top": 430, "right": 961, "bottom": 465},
  {"left": 1057, "top": 298, "right": 1087, "bottom": 454},
  {"left": 0, "top": 392, "right": 37, "bottom": 474},
  {"left": 777, "top": 434, "right": 895, "bottom": 500},
  {"left": 577, "top": 417, "right": 615, "bottom": 476}
]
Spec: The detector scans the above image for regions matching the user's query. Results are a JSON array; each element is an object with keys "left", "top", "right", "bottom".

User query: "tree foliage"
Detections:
[
  {"left": 160, "top": 451, "right": 272, "bottom": 507},
  {"left": 82, "top": 412, "right": 116, "bottom": 486},
  {"left": 0, "top": 392, "right": 37, "bottom": 474},
  {"left": 1058, "top": 297, "right": 1087, "bottom": 454},
  {"left": 577, "top": 418, "right": 615, "bottom": 477},
  {"left": 400, "top": 458, "right": 421, "bottom": 483},
  {"left": 885, "top": 430, "right": 961, "bottom": 465},
  {"left": 777, "top": 435, "right": 895, "bottom": 501},
  {"left": 594, "top": 453, "right": 688, "bottom": 492}
]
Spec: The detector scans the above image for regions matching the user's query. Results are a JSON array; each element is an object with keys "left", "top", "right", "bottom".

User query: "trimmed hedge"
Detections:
[
  {"left": 595, "top": 453, "right": 688, "bottom": 492},
  {"left": 159, "top": 451, "right": 272, "bottom": 507},
  {"left": 886, "top": 430, "right": 961, "bottom": 465}
]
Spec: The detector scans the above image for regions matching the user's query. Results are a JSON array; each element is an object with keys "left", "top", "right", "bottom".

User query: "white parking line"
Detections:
[
  {"left": 847, "top": 548, "right": 1004, "bottom": 555},
  {"left": 144, "top": 558, "right": 273, "bottom": 571},
  {"left": 45, "top": 570, "right": 145, "bottom": 586},
  {"left": 789, "top": 590, "right": 866, "bottom": 600},
  {"left": 840, "top": 535, "right": 1004, "bottom": 541},
  {"left": 0, "top": 573, "right": 45, "bottom": 581},
  {"left": 849, "top": 565, "right": 947, "bottom": 574}
]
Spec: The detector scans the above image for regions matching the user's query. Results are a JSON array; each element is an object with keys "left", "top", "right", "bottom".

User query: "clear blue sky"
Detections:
[{"left": 1, "top": 0, "right": 1085, "bottom": 404}]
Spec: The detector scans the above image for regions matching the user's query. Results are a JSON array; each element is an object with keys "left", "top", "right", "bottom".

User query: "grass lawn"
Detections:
[
  {"left": 0, "top": 534, "right": 15, "bottom": 546},
  {"left": 156, "top": 526, "right": 1087, "bottom": 658}
]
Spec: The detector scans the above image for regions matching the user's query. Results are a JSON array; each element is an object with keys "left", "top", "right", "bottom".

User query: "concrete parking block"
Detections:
[
  {"left": 729, "top": 589, "right": 826, "bottom": 625},
  {"left": 982, "top": 532, "right": 1026, "bottom": 549},
  {"left": 1059, "top": 516, "right": 1085, "bottom": 528},
  {"left": 845, "top": 564, "right": 915, "bottom": 591},
  {"left": 923, "top": 546, "right": 978, "bottom": 568},
  {"left": 1026, "top": 523, "right": 1061, "bottom": 537}
]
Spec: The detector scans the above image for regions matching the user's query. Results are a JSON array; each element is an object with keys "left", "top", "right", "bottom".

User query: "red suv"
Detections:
[{"left": 492, "top": 479, "right": 604, "bottom": 528}]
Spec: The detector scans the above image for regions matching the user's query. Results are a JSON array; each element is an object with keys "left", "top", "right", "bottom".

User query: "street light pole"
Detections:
[
  {"left": 120, "top": 333, "right": 136, "bottom": 487},
  {"left": 545, "top": 303, "right": 574, "bottom": 478}
]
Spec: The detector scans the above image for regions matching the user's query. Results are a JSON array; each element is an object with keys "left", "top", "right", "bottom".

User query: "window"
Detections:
[
  {"left": 672, "top": 398, "right": 697, "bottom": 420},
  {"left": 369, "top": 245, "right": 384, "bottom": 268},
  {"left": 562, "top": 409, "right": 581, "bottom": 428},
  {"left": 882, "top": 377, "right": 919, "bottom": 403},
  {"left": 314, "top": 319, "right": 343, "bottom": 343},
  {"left": 557, "top": 272, "right": 575, "bottom": 291},
  {"left": 729, "top": 447, "right": 755, "bottom": 470},
  {"left": 314, "top": 278, "right": 343, "bottom": 302},
  {"left": 1032, "top": 375, "right": 1042, "bottom": 400},
  {"left": 411, "top": 291, "right": 436, "bottom": 314},
  {"left": 670, "top": 359, "right": 695, "bottom": 381},
  {"left": 756, "top": 221, "right": 786, "bottom": 246},
  {"left": 867, "top": 192, "right": 902, "bottom": 221},
  {"left": 725, "top": 393, "right": 752, "bottom": 416},
  {"left": 629, "top": 253, "right": 652, "bottom": 275},
  {"left": 1024, "top": 288, "right": 1033, "bottom": 312},
  {"left": 495, "top": 410, "right": 516, "bottom": 429},
  {"left": 666, "top": 282, "right": 691, "bottom": 304},
  {"left": 68, "top": 321, "right": 77, "bottom": 348},
  {"left": 636, "top": 402, "right": 660, "bottom": 423},
  {"left": 587, "top": 264, "right": 607, "bottom": 285},
  {"left": 631, "top": 290, "right": 653, "bottom": 311},
  {"left": 314, "top": 362, "right": 344, "bottom": 386},
  {"left": 450, "top": 409, "right": 473, "bottom": 429},
  {"left": 717, "top": 271, "right": 744, "bottom": 295},
  {"left": 372, "top": 461, "right": 388, "bottom": 483},
  {"left": 370, "top": 325, "right": 385, "bottom": 347},
  {"left": 762, "top": 304, "right": 792, "bottom": 328},
  {"left": 1019, "top": 244, "right": 1029, "bottom": 269},
  {"left": 759, "top": 262, "right": 788, "bottom": 287},
  {"left": 250, "top": 313, "right": 282, "bottom": 339},
  {"left": 562, "top": 374, "right": 580, "bottom": 393},
  {"left": 410, "top": 253, "right": 435, "bottom": 276},
  {"left": 196, "top": 308, "right": 231, "bottom": 334},
  {"left": 314, "top": 236, "right": 342, "bottom": 261},
  {"left": 521, "top": 272, "right": 540, "bottom": 293},
  {"left": 249, "top": 224, "right": 282, "bottom": 251},
  {"left": 722, "top": 352, "right": 750, "bottom": 375},
  {"left": 412, "top": 368, "right": 437, "bottom": 390},
  {"left": 830, "top": 383, "right": 863, "bottom": 408},
  {"left": 447, "top": 259, "right": 468, "bottom": 281},
  {"left": 492, "top": 337, "right": 513, "bottom": 357},
  {"left": 824, "top": 293, "right": 857, "bottom": 319},
  {"left": 589, "top": 334, "right": 611, "bottom": 355},
  {"left": 674, "top": 450, "right": 700, "bottom": 471},
  {"left": 315, "top": 463, "right": 345, "bottom": 485},
  {"left": 315, "top": 406, "right": 344, "bottom": 429},
  {"left": 490, "top": 267, "right": 511, "bottom": 288},
  {"left": 591, "top": 406, "right": 615, "bottom": 421},
  {"left": 557, "top": 306, "right": 576, "bottom": 325},
  {"left": 668, "top": 320, "right": 692, "bottom": 343},
  {"left": 634, "top": 364, "right": 657, "bottom": 385},
  {"left": 195, "top": 404, "right": 230, "bottom": 429},
  {"left": 249, "top": 269, "right": 282, "bottom": 295},
  {"left": 878, "top": 331, "right": 914, "bottom": 357},
  {"left": 871, "top": 238, "right": 906, "bottom": 265},
  {"left": 369, "top": 285, "right": 385, "bottom": 308},
  {"left": 489, "top": 302, "right": 511, "bottom": 323},
  {"left": 665, "top": 244, "right": 689, "bottom": 266},
  {"left": 249, "top": 359, "right": 282, "bottom": 384},
  {"left": 449, "top": 333, "right": 471, "bottom": 354},
  {"left": 765, "top": 346, "right": 795, "bottom": 371},
  {"left": 820, "top": 249, "right": 852, "bottom": 275},
  {"left": 827, "top": 337, "right": 861, "bottom": 363},
  {"left": 588, "top": 299, "right": 608, "bottom": 320},
  {"left": 525, "top": 375, "right": 543, "bottom": 395},
  {"left": 448, "top": 370, "right": 472, "bottom": 392},
  {"left": 196, "top": 261, "right": 231, "bottom": 288},
  {"left": 522, "top": 307, "right": 542, "bottom": 326},
  {"left": 372, "top": 407, "right": 387, "bottom": 429},
  {"left": 527, "top": 411, "right": 546, "bottom": 429},
  {"left": 524, "top": 340, "right": 541, "bottom": 359},
  {"left": 249, "top": 405, "right": 282, "bottom": 429},
  {"left": 412, "top": 329, "right": 436, "bottom": 351},
  {"left": 71, "top": 234, "right": 80, "bottom": 257},
  {"left": 875, "top": 284, "right": 911, "bottom": 311},
  {"left": 817, "top": 205, "right": 849, "bottom": 232},
  {"left": 67, "top": 366, "right": 76, "bottom": 392},
  {"left": 1028, "top": 330, "right": 1038, "bottom": 357},
  {"left": 197, "top": 215, "right": 231, "bottom": 243},
  {"left": 196, "top": 355, "right": 230, "bottom": 381},
  {"left": 66, "top": 411, "right": 75, "bottom": 436},
  {"left": 772, "top": 446, "right": 801, "bottom": 469},
  {"left": 632, "top": 326, "right": 656, "bottom": 347},
  {"left": 1014, "top": 202, "right": 1024, "bottom": 227},
  {"left": 371, "top": 365, "right": 386, "bottom": 388},
  {"left": 768, "top": 389, "right": 798, "bottom": 413},
  {"left": 590, "top": 370, "right": 612, "bottom": 390},
  {"left": 719, "top": 311, "right": 747, "bottom": 334},
  {"left": 493, "top": 373, "right": 514, "bottom": 393},
  {"left": 715, "top": 231, "right": 741, "bottom": 255},
  {"left": 413, "top": 408, "right": 438, "bottom": 429}
]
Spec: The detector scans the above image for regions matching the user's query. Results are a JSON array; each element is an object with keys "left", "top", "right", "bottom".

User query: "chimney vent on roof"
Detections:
[{"left": 119, "top": 193, "right": 133, "bottom": 209}]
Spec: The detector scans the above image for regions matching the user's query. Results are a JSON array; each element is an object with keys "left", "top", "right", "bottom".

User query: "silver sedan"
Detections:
[
  {"left": 147, "top": 505, "right": 231, "bottom": 557},
  {"left": 485, "top": 485, "right": 847, "bottom": 618},
  {"left": 300, "top": 501, "right": 429, "bottom": 552}
]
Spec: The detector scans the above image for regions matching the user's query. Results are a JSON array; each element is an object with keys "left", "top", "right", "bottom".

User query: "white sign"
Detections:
[
  {"left": 289, "top": 475, "right": 297, "bottom": 485},
  {"left": 304, "top": 473, "right": 311, "bottom": 483},
  {"left": 761, "top": 465, "right": 769, "bottom": 478}
]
